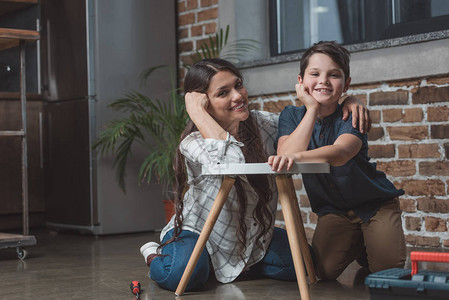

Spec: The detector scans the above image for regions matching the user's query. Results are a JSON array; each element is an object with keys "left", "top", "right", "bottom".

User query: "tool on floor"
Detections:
[
  {"left": 365, "top": 251, "right": 449, "bottom": 299},
  {"left": 130, "top": 280, "right": 141, "bottom": 299}
]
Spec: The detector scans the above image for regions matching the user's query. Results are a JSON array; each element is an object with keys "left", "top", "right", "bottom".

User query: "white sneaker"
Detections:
[{"left": 140, "top": 241, "right": 159, "bottom": 263}]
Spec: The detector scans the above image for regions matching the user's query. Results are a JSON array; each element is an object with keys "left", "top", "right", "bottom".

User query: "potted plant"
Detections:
[{"left": 93, "top": 26, "right": 257, "bottom": 222}]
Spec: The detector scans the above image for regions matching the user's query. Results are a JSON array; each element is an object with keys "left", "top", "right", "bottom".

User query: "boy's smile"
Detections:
[{"left": 299, "top": 53, "right": 351, "bottom": 116}]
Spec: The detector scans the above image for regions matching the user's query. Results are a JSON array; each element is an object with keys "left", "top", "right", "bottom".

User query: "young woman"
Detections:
[{"left": 140, "top": 58, "right": 370, "bottom": 291}]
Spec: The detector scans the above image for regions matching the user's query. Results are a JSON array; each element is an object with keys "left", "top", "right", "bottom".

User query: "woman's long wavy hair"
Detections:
[{"left": 167, "top": 58, "right": 273, "bottom": 258}]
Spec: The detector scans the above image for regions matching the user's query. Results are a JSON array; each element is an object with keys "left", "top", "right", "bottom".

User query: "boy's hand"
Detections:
[
  {"left": 296, "top": 83, "right": 320, "bottom": 111},
  {"left": 268, "top": 154, "right": 296, "bottom": 172}
]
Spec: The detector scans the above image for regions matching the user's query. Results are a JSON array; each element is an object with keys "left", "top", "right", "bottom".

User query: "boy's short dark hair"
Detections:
[{"left": 300, "top": 41, "right": 350, "bottom": 80}]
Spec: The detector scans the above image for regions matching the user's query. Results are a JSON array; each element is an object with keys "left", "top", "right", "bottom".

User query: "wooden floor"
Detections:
[{"left": 0, "top": 228, "right": 446, "bottom": 299}]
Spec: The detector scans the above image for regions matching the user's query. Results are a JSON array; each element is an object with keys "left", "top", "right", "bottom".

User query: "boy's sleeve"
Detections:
[
  {"left": 276, "top": 105, "right": 305, "bottom": 142},
  {"left": 338, "top": 113, "right": 367, "bottom": 146}
]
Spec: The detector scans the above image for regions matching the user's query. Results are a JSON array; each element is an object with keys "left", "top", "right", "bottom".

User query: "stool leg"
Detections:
[
  {"left": 276, "top": 175, "right": 310, "bottom": 300},
  {"left": 286, "top": 176, "right": 317, "bottom": 283},
  {"left": 175, "top": 175, "right": 236, "bottom": 296}
]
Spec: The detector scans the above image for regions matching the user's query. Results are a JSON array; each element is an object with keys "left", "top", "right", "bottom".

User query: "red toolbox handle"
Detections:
[{"left": 411, "top": 251, "right": 449, "bottom": 276}]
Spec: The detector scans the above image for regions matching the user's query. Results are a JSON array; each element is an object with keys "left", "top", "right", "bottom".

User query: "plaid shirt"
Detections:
[{"left": 160, "top": 110, "right": 279, "bottom": 283}]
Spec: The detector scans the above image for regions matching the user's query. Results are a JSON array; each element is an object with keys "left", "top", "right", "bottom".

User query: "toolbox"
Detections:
[{"left": 365, "top": 252, "right": 449, "bottom": 299}]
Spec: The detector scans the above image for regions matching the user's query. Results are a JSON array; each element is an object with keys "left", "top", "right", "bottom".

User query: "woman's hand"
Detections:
[
  {"left": 184, "top": 92, "right": 228, "bottom": 140},
  {"left": 296, "top": 83, "right": 319, "bottom": 111},
  {"left": 268, "top": 154, "right": 297, "bottom": 172},
  {"left": 185, "top": 92, "right": 209, "bottom": 118},
  {"left": 341, "top": 95, "right": 371, "bottom": 134}
]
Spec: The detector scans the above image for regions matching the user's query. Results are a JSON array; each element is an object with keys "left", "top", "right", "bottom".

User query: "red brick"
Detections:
[
  {"left": 445, "top": 143, "right": 449, "bottom": 159},
  {"left": 427, "top": 76, "right": 449, "bottom": 85},
  {"left": 248, "top": 102, "right": 260, "bottom": 111},
  {"left": 177, "top": 1, "right": 186, "bottom": 13},
  {"left": 178, "top": 41, "right": 193, "bottom": 52},
  {"left": 368, "top": 145, "right": 395, "bottom": 158},
  {"left": 309, "top": 212, "right": 318, "bottom": 224},
  {"left": 377, "top": 160, "right": 415, "bottom": 177},
  {"left": 370, "top": 91, "right": 408, "bottom": 105},
  {"left": 305, "top": 227, "right": 314, "bottom": 243},
  {"left": 349, "top": 83, "right": 381, "bottom": 90},
  {"left": 178, "top": 12, "right": 195, "bottom": 26},
  {"left": 293, "top": 178, "right": 303, "bottom": 190},
  {"left": 299, "top": 195, "right": 310, "bottom": 208},
  {"left": 276, "top": 209, "right": 284, "bottom": 222},
  {"left": 417, "top": 198, "right": 449, "bottom": 213},
  {"left": 398, "top": 143, "right": 440, "bottom": 158},
  {"left": 186, "top": 0, "right": 198, "bottom": 10},
  {"left": 405, "top": 216, "right": 421, "bottom": 231},
  {"left": 204, "top": 22, "right": 216, "bottom": 34},
  {"left": 412, "top": 86, "right": 449, "bottom": 104},
  {"left": 301, "top": 210, "right": 307, "bottom": 222},
  {"left": 427, "top": 106, "right": 449, "bottom": 122},
  {"left": 431, "top": 124, "right": 449, "bottom": 139},
  {"left": 370, "top": 110, "right": 381, "bottom": 124},
  {"left": 178, "top": 28, "right": 188, "bottom": 39},
  {"left": 191, "top": 25, "right": 203, "bottom": 36},
  {"left": 388, "top": 79, "right": 421, "bottom": 87},
  {"left": 387, "top": 126, "right": 428, "bottom": 141},
  {"left": 367, "top": 127, "right": 384, "bottom": 141},
  {"left": 396, "top": 179, "right": 445, "bottom": 196},
  {"left": 444, "top": 239, "right": 449, "bottom": 248},
  {"left": 425, "top": 217, "right": 447, "bottom": 232},
  {"left": 180, "top": 54, "right": 194, "bottom": 66},
  {"left": 399, "top": 198, "right": 416, "bottom": 212},
  {"left": 201, "top": 0, "right": 218, "bottom": 7},
  {"left": 197, "top": 7, "right": 218, "bottom": 22},
  {"left": 383, "top": 109, "right": 402, "bottom": 122},
  {"left": 263, "top": 100, "right": 292, "bottom": 113},
  {"left": 419, "top": 161, "right": 449, "bottom": 176},
  {"left": 405, "top": 235, "right": 440, "bottom": 247},
  {"left": 195, "top": 37, "right": 210, "bottom": 49},
  {"left": 403, "top": 108, "right": 423, "bottom": 122}
]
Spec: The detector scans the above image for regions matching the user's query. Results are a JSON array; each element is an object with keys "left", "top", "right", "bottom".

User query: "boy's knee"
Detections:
[
  {"left": 314, "top": 254, "right": 346, "bottom": 281},
  {"left": 368, "top": 254, "right": 405, "bottom": 274},
  {"left": 316, "top": 265, "right": 342, "bottom": 281}
]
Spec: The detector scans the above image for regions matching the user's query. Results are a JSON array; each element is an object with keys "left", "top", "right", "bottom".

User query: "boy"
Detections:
[{"left": 268, "top": 41, "right": 405, "bottom": 280}]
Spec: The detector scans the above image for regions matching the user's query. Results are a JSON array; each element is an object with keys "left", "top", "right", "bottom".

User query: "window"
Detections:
[{"left": 269, "top": 0, "right": 449, "bottom": 55}]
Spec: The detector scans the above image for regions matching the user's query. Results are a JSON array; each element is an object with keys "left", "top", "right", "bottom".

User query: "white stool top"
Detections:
[{"left": 202, "top": 162, "right": 330, "bottom": 175}]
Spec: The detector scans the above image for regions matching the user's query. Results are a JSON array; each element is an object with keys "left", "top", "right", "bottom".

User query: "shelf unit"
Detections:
[{"left": 0, "top": 0, "right": 39, "bottom": 259}]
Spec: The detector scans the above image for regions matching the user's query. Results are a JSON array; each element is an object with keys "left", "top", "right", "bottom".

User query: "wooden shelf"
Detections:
[
  {"left": 0, "top": 92, "right": 42, "bottom": 100},
  {"left": 0, "top": 0, "right": 38, "bottom": 257},
  {"left": 0, "top": 0, "right": 37, "bottom": 16},
  {"left": 0, "top": 27, "right": 39, "bottom": 51}
]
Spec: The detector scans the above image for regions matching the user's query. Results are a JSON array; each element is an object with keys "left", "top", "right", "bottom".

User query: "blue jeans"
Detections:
[{"left": 149, "top": 227, "right": 297, "bottom": 291}]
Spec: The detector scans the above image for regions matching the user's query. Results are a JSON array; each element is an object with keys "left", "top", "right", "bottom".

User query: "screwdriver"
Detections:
[{"left": 130, "top": 281, "right": 141, "bottom": 299}]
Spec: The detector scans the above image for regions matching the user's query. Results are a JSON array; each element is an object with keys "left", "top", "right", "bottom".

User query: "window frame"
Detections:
[{"left": 268, "top": 0, "right": 449, "bottom": 57}]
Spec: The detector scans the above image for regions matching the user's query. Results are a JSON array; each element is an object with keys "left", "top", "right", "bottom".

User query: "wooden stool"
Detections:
[{"left": 175, "top": 162, "right": 330, "bottom": 299}]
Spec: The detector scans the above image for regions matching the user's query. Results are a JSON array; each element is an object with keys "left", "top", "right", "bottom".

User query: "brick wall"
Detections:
[
  {"left": 177, "top": 0, "right": 218, "bottom": 86},
  {"left": 250, "top": 76, "right": 449, "bottom": 249},
  {"left": 176, "top": 1, "right": 449, "bottom": 249}
]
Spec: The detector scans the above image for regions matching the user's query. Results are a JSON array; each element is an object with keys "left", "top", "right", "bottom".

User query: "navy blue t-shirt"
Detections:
[{"left": 277, "top": 104, "right": 404, "bottom": 222}]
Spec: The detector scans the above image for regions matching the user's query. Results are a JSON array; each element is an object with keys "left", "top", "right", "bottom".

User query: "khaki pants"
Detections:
[{"left": 312, "top": 198, "right": 406, "bottom": 280}]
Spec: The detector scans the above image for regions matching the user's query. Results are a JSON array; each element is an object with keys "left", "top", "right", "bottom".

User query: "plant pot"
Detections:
[{"left": 163, "top": 199, "right": 175, "bottom": 223}]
